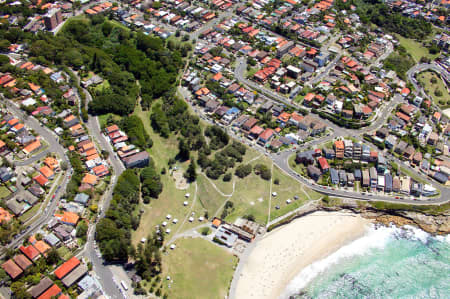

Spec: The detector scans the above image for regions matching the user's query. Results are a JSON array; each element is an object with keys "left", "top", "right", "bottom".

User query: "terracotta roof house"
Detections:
[
  {"left": 40, "top": 166, "right": 54, "bottom": 179},
  {"left": 37, "top": 284, "right": 61, "bottom": 299},
  {"left": 334, "top": 140, "right": 345, "bottom": 159},
  {"left": 33, "top": 174, "right": 49, "bottom": 187},
  {"left": 54, "top": 212, "right": 79, "bottom": 226},
  {"left": 82, "top": 173, "right": 98, "bottom": 186},
  {"left": 0, "top": 207, "right": 13, "bottom": 223},
  {"left": 13, "top": 254, "right": 32, "bottom": 271},
  {"left": 23, "top": 140, "right": 41, "bottom": 154},
  {"left": 19, "top": 245, "right": 40, "bottom": 261},
  {"left": 29, "top": 276, "right": 53, "bottom": 298},
  {"left": 2, "top": 259, "right": 22, "bottom": 279},
  {"left": 92, "top": 164, "right": 109, "bottom": 177},
  {"left": 318, "top": 157, "right": 330, "bottom": 172},
  {"left": 44, "top": 157, "right": 59, "bottom": 170},
  {"left": 258, "top": 128, "right": 274, "bottom": 144},
  {"left": 54, "top": 257, "right": 80, "bottom": 279},
  {"left": 34, "top": 240, "right": 51, "bottom": 256}
]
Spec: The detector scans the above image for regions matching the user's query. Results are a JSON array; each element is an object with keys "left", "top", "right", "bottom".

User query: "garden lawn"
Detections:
[
  {"left": 161, "top": 238, "right": 238, "bottom": 299},
  {"left": 0, "top": 186, "right": 11, "bottom": 199},
  {"left": 18, "top": 204, "right": 41, "bottom": 223},
  {"left": 93, "top": 79, "right": 110, "bottom": 92},
  {"left": 56, "top": 246, "right": 73, "bottom": 261}
]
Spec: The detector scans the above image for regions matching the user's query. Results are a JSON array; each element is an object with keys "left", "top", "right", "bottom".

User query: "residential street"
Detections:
[{"left": 2, "top": 99, "right": 72, "bottom": 251}]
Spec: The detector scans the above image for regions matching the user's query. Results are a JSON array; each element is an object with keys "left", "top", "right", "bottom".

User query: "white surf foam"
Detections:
[
  {"left": 280, "top": 224, "right": 401, "bottom": 298},
  {"left": 281, "top": 224, "right": 448, "bottom": 298}
]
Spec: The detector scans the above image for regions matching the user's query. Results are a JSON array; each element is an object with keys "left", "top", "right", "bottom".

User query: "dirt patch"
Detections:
[{"left": 173, "top": 170, "right": 189, "bottom": 190}]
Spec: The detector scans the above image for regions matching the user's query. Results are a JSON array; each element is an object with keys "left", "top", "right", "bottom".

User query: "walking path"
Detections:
[
  {"left": 169, "top": 182, "right": 198, "bottom": 243},
  {"left": 266, "top": 162, "right": 274, "bottom": 226}
]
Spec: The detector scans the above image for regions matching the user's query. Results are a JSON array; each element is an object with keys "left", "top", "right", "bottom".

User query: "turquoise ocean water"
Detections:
[{"left": 283, "top": 225, "right": 450, "bottom": 299}]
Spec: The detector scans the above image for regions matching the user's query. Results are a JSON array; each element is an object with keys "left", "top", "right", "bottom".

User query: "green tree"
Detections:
[
  {"left": 185, "top": 160, "right": 197, "bottom": 182},
  {"left": 46, "top": 248, "right": 60, "bottom": 265},
  {"left": 235, "top": 164, "right": 252, "bottom": 178},
  {"left": 178, "top": 138, "right": 190, "bottom": 161}
]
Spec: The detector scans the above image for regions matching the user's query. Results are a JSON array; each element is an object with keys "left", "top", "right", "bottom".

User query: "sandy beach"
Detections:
[{"left": 233, "top": 211, "right": 372, "bottom": 299}]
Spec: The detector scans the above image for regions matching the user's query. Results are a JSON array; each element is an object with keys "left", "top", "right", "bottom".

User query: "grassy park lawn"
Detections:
[
  {"left": 211, "top": 148, "right": 263, "bottom": 195},
  {"left": 134, "top": 103, "right": 180, "bottom": 170},
  {"left": 132, "top": 170, "right": 205, "bottom": 245},
  {"left": 132, "top": 103, "right": 206, "bottom": 245},
  {"left": 0, "top": 186, "right": 11, "bottom": 199},
  {"left": 396, "top": 35, "right": 439, "bottom": 62},
  {"left": 196, "top": 174, "right": 228, "bottom": 218},
  {"left": 224, "top": 172, "right": 271, "bottom": 224},
  {"left": 417, "top": 71, "right": 450, "bottom": 108},
  {"left": 161, "top": 238, "right": 237, "bottom": 299},
  {"left": 270, "top": 166, "right": 322, "bottom": 221}
]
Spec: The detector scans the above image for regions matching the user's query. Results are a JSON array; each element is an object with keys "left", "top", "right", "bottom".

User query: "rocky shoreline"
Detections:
[
  {"left": 269, "top": 199, "right": 450, "bottom": 235},
  {"left": 325, "top": 206, "right": 450, "bottom": 235}
]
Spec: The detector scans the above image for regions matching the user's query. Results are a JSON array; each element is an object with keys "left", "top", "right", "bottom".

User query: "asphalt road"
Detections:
[
  {"left": 231, "top": 55, "right": 450, "bottom": 204},
  {"left": 75, "top": 72, "right": 126, "bottom": 299},
  {"left": 407, "top": 63, "right": 449, "bottom": 101},
  {"left": 3, "top": 100, "right": 72, "bottom": 250}
]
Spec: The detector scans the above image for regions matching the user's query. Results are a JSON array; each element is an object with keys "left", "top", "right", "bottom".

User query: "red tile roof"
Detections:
[
  {"left": 2, "top": 259, "right": 22, "bottom": 279},
  {"left": 19, "top": 245, "right": 40, "bottom": 261},
  {"left": 33, "top": 174, "right": 49, "bottom": 186},
  {"left": 54, "top": 257, "right": 80, "bottom": 279},
  {"left": 259, "top": 128, "right": 274, "bottom": 141},
  {"left": 37, "top": 284, "right": 61, "bottom": 299}
]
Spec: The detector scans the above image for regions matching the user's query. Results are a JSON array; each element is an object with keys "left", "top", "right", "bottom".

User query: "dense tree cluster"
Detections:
[
  {"left": 383, "top": 50, "right": 415, "bottom": 80},
  {"left": 235, "top": 164, "right": 253, "bottom": 178},
  {"left": 135, "top": 232, "right": 164, "bottom": 280},
  {"left": 336, "top": 0, "right": 432, "bottom": 39},
  {"left": 18, "top": 16, "right": 182, "bottom": 116},
  {"left": 65, "top": 152, "right": 85, "bottom": 199},
  {"left": 96, "top": 170, "right": 141, "bottom": 261},
  {"left": 254, "top": 164, "right": 271, "bottom": 180},
  {"left": 140, "top": 163, "right": 163, "bottom": 203},
  {"left": 120, "top": 115, "right": 153, "bottom": 149},
  {"left": 204, "top": 125, "right": 229, "bottom": 150},
  {"left": 200, "top": 142, "right": 247, "bottom": 179}
]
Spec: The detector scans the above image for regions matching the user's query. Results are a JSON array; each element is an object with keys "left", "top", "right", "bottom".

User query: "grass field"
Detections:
[
  {"left": 132, "top": 103, "right": 207, "bottom": 245},
  {"left": 396, "top": 35, "right": 439, "bottom": 62},
  {"left": 93, "top": 80, "right": 110, "bottom": 92},
  {"left": 0, "top": 186, "right": 11, "bottom": 199},
  {"left": 417, "top": 71, "right": 450, "bottom": 108},
  {"left": 56, "top": 246, "right": 73, "bottom": 261},
  {"left": 18, "top": 204, "right": 41, "bottom": 223},
  {"left": 134, "top": 103, "right": 180, "bottom": 170},
  {"left": 246, "top": 67, "right": 258, "bottom": 78},
  {"left": 97, "top": 113, "right": 122, "bottom": 130},
  {"left": 270, "top": 165, "right": 322, "bottom": 221},
  {"left": 161, "top": 238, "right": 237, "bottom": 299}
]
